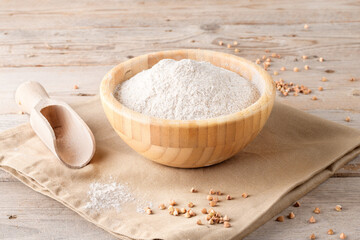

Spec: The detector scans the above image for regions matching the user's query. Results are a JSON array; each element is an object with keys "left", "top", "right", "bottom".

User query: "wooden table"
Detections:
[{"left": 1, "top": 1, "right": 359, "bottom": 239}]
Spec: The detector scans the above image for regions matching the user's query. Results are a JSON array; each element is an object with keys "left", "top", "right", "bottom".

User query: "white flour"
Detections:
[
  {"left": 115, "top": 59, "right": 260, "bottom": 120},
  {"left": 85, "top": 182, "right": 135, "bottom": 212}
]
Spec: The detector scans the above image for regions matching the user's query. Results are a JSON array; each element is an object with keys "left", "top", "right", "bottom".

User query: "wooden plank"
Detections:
[
  {"left": 0, "top": 0, "right": 359, "bottom": 239},
  {"left": 0, "top": 171, "right": 16, "bottom": 182},
  {"left": 246, "top": 177, "right": 360, "bottom": 240},
  {"left": 335, "top": 155, "right": 360, "bottom": 177},
  {"left": 1, "top": 177, "right": 359, "bottom": 239},
  {"left": 0, "top": 114, "right": 28, "bottom": 131},
  {"left": 0, "top": 182, "right": 115, "bottom": 240},
  {"left": 0, "top": 66, "right": 109, "bottom": 114},
  {"left": 0, "top": 1, "right": 358, "bottom": 29},
  {"left": 0, "top": 65, "right": 359, "bottom": 114}
]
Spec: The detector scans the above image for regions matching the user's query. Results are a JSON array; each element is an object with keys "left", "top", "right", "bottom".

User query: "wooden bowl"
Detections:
[{"left": 100, "top": 49, "right": 275, "bottom": 168}]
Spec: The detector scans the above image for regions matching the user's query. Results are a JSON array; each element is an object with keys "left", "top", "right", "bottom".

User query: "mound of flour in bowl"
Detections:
[{"left": 115, "top": 59, "right": 260, "bottom": 120}]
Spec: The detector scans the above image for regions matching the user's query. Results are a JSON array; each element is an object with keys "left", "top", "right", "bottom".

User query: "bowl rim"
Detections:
[{"left": 100, "top": 49, "right": 275, "bottom": 127}]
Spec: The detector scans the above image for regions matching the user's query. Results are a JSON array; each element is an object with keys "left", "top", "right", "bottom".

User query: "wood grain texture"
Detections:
[
  {"left": 100, "top": 49, "right": 275, "bottom": 168},
  {"left": 0, "top": 182, "right": 115, "bottom": 240},
  {"left": 1, "top": 177, "right": 360, "bottom": 240},
  {"left": 0, "top": 0, "right": 359, "bottom": 239},
  {"left": 246, "top": 177, "right": 360, "bottom": 240}
]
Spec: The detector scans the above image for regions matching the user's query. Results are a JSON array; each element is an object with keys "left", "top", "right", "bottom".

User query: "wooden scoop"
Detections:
[{"left": 15, "top": 81, "right": 96, "bottom": 168}]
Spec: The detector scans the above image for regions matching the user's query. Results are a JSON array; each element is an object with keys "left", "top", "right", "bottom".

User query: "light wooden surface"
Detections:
[
  {"left": 0, "top": 0, "right": 359, "bottom": 239},
  {"left": 100, "top": 49, "right": 275, "bottom": 168}
]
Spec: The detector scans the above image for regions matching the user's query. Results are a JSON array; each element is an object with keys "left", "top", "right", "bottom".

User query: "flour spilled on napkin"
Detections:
[
  {"left": 85, "top": 178, "right": 152, "bottom": 213},
  {"left": 114, "top": 59, "right": 260, "bottom": 120},
  {"left": 85, "top": 181, "right": 135, "bottom": 211}
]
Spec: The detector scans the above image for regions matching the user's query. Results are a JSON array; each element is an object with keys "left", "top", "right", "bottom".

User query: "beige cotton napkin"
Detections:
[{"left": 1, "top": 98, "right": 360, "bottom": 240}]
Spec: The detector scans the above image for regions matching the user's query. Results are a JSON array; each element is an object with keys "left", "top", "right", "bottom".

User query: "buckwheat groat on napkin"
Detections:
[{"left": 1, "top": 98, "right": 359, "bottom": 240}]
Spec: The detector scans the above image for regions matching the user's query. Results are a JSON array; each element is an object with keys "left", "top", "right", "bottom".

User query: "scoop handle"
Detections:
[{"left": 15, "top": 81, "right": 50, "bottom": 114}]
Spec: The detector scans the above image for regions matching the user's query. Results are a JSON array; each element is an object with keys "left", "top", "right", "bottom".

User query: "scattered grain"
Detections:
[
  {"left": 209, "top": 218, "right": 215, "bottom": 225},
  {"left": 234, "top": 48, "right": 239, "bottom": 53},
  {"left": 275, "top": 80, "right": 311, "bottom": 96},
  {"left": 209, "top": 201, "right": 217, "bottom": 207},
  {"left": 146, "top": 208, "right": 152, "bottom": 215},
  {"left": 302, "top": 55, "right": 308, "bottom": 60},
  {"left": 242, "top": 192, "right": 248, "bottom": 198},
  {"left": 227, "top": 44, "right": 231, "bottom": 49},
  {"left": 313, "top": 207, "right": 320, "bottom": 214},
  {"left": 188, "top": 202, "right": 194, "bottom": 208},
  {"left": 168, "top": 205, "right": 174, "bottom": 214},
  {"left": 266, "top": 58, "right": 271, "bottom": 62},
  {"left": 209, "top": 189, "right": 215, "bottom": 195},
  {"left": 273, "top": 71, "right": 279, "bottom": 76},
  {"left": 226, "top": 195, "right": 232, "bottom": 200},
  {"left": 265, "top": 49, "right": 270, "bottom": 53},
  {"left": 350, "top": 77, "right": 356, "bottom": 81},
  {"left": 345, "top": 117, "right": 351, "bottom": 123},
  {"left": 319, "top": 57, "right": 324, "bottom": 62},
  {"left": 275, "top": 216, "right": 284, "bottom": 222},
  {"left": 218, "top": 41, "right": 223, "bottom": 46},
  {"left": 288, "top": 212, "right": 295, "bottom": 219},
  {"left": 310, "top": 233, "right": 316, "bottom": 239},
  {"left": 197, "top": 219, "right": 202, "bottom": 225},
  {"left": 309, "top": 216, "right": 316, "bottom": 223},
  {"left": 293, "top": 201, "right": 300, "bottom": 207},
  {"left": 321, "top": 77, "right": 328, "bottom": 82},
  {"left": 169, "top": 200, "right": 176, "bottom": 206},
  {"left": 318, "top": 86, "right": 323, "bottom": 91},
  {"left": 280, "top": 67, "right": 286, "bottom": 71},
  {"left": 327, "top": 229, "right": 334, "bottom": 235},
  {"left": 158, "top": 204, "right": 166, "bottom": 210},
  {"left": 189, "top": 209, "right": 196, "bottom": 216},
  {"left": 207, "top": 195, "right": 213, "bottom": 201},
  {"left": 262, "top": 55, "right": 267, "bottom": 60},
  {"left": 73, "top": 84, "right": 79, "bottom": 90},
  {"left": 185, "top": 211, "right": 191, "bottom": 218},
  {"left": 293, "top": 67, "right": 299, "bottom": 72},
  {"left": 201, "top": 208, "right": 208, "bottom": 214},
  {"left": 224, "top": 222, "right": 231, "bottom": 228},
  {"left": 304, "top": 65, "right": 310, "bottom": 70},
  {"left": 209, "top": 208, "right": 216, "bottom": 215},
  {"left": 223, "top": 215, "right": 230, "bottom": 222},
  {"left": 335, "top": 204, "right": 343, "bottom": 211},
  {"left": 264, "top": 62, "right": 271, "bottom": 68},
  {"left": 233, "top": 41, "right": 238, "bottom": 46},
  {"left": 173, "top": 209, "right": 179, "bottom": 216},
  {"left": 304, "top": 24, "right": 309, "bottom": 29},
  {"left": 340, "top": 232, "right": 346, "bottom": 239},
  {"left": 255, "top": 59, "right": 261, "bottom": 64},
  {"left": 190, "top": 187, "right": 197, "bottom": 193}
]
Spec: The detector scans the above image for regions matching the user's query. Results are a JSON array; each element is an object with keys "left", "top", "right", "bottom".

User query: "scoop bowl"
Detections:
[{"left": 100, "top": 49, "right": 275, "bottom": 168}]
